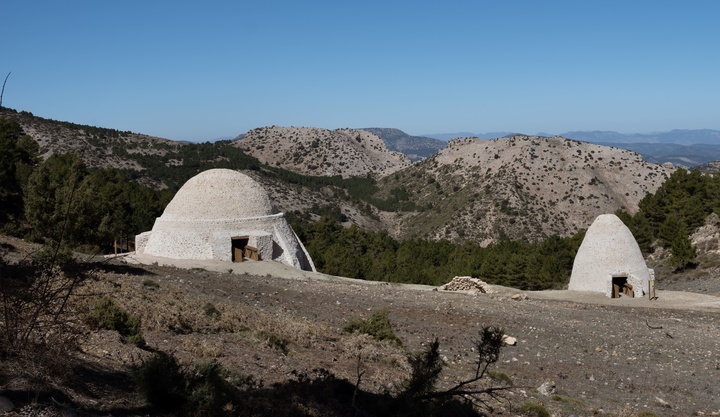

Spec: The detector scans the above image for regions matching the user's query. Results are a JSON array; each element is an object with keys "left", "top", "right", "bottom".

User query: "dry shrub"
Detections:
[
  {"left": 180, "top": 334, "right": 224, "bottom": 358},
  {"left": 219, "top": 305, "right": 331, "bottom": 349},
  {"left": 343, "top": 311, "right": 402, "bottom": 346},
  {"left": 0, "top": 264, "right": 85, "bottom": 362},
  {"left": 81, "top": 273, "right": 333, "bottom": 350},
  {"left": 78, "top": 278, "right": 215, "bottom": 335},
  {"left": 87, "top": 296, "right": 144, "bottom": 346},
  {"left": 338, "top": 332, "right": 406, "bottom": 365}
]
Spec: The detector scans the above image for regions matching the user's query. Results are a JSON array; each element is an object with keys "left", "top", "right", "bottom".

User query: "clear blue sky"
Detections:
[{"left": 3, "top": 1, "right": 719, "bottom": 142}]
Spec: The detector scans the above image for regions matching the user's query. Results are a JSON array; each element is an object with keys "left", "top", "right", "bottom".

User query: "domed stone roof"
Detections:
[
  {"left": 160, "top": 169, "right": 274, "bottom": 220},
  {"left": 569, "top": 213, "right": 649, "bottom": 294}
]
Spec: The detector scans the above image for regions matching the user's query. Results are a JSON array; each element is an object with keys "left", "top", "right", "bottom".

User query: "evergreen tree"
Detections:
[
  {"left": 657, "top": 214, "right": 684, "bottom": 249},
  {"left": 0, "top": 118, "right": 37, "bottom": 223},
  {"left": 669, "top": 233, "right": 697, "bottom": 271},
  {"left": 24, "top": 154, "right": 87, "bottom": 243}
]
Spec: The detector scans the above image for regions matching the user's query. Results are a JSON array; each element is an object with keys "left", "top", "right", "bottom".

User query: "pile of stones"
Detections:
[{"left": 440, "top": 276, "right": 492, "bottom": 294}]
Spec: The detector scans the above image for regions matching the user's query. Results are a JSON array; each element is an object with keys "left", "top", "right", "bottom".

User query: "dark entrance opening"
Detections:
[
  {"left": 231, "top": 237, "right": 249, "bottom": 263},
  {"left": 612, "top": 275, "right": 634, "bottom": 298}
]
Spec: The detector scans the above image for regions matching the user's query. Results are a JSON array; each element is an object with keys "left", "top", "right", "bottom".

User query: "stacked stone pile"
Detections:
[{"left": 440, "top": 276, "right": 492, "bottom": 294}]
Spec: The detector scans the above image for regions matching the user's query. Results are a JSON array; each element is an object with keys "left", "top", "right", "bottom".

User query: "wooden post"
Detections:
[
  {"left": 648, "top": 269, "right": 656, "bottom": 301},
  {"left": 114, "top": 239, "right": 117, "bottom": 256}
]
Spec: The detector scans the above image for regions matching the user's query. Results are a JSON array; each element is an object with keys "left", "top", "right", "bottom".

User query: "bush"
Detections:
[
  {"left": 343, "top": 311, "right": 402, "bottom": 346},
  {"left": 401, "top": 338, "right": 443, "bottom": 399},
  {"left": 0, "top": 259, "right": 84, "bottom": 360},
  {"left": 186, "top": 361, "right": 238, "bottom": 416},
  {"left": 32, "top": 239, "right": 75, "bottom": 269},
  {"left": 517, "top": 400, "right": 550, "bottom": 417},
  {"left": 390, "top": 327, "right": 510, "bottom": 416},
  {"left": 203, "top": 302, "right": 221, "bottom": 320},
  {"left": 88, "top": 296, "right": 145, "bottom": 346},
  {"left": 257, "top": 330, "right": 290, "bottom": 354},
  {"left": 133, "top": 352, "right": 186, "bottom": 410},
  {"left": 142, "top": 279, "right": 160, "bottom": 288},
  {"left": 134, "top": 352, "right": 246, "bottom": 416},
  {"left": 487, "top": 370, "right": 513, "bottom": 386}
]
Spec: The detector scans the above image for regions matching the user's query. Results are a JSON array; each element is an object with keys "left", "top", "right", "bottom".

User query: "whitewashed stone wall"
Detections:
[
  {"left": 569, "top": 214, "right": 650, "bottom": 298},
  {"left": 134, "top": 169, "right": 315, "bottom": 272}
]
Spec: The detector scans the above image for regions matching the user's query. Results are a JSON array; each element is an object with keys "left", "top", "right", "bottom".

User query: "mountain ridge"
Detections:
[
  {"left": 0, "top": 107, "right": 690, "bottom": 246},
  {"left": 375, "top": 135, "right": 674, "bottom": 244},
  {"left": 358, "top": 128, "right": 446, "bottom": 162},
  {"left": 420, "top": 129, "right": 720, "bottom": 167},
  {"left": 423, "top": 129, "right": 720, "bottom": 145},
  {"left": 234, "top": 126, "right": 411, "bottom": 178}
]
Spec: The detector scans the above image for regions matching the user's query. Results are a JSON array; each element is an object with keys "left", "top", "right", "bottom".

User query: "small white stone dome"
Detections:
[
  {"left": 161, "top": 169, "right": 274, "bottom": 220},
  {"left": 569, "top": 213, "right": 650, "bottom": 296}
]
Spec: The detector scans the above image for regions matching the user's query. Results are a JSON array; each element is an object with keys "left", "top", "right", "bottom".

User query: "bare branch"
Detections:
[
  {"left": 0, "top": 72, "right": 10, "bottom": 108},
  {"left": 645, "top": 319, "right": 662, "bottom": 330},
  {"left": 351, "top": 353, "right": 365, "bottom": 413}
]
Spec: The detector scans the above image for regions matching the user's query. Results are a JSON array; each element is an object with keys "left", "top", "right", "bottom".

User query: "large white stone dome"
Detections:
[{"left": 161, "top": 169, "right": 274, "bottom": 220}]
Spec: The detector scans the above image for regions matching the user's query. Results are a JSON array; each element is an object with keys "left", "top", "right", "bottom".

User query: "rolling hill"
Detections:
[
  {"left": 423, "top": 129, "right": 720, "bottom": 167},
  {"left": 0, "top": 107, "right": 684, "bottom": 246},
  {"left": 234, "top": 126, "right": 411, "bottom": 178},
  {"left": 374, "top": 135, "right": 674, "bottom": 243}
]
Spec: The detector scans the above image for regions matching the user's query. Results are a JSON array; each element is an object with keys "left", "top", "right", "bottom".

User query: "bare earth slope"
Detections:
[
  {"left": 379, "top": 135, "right": 674, "bottom": 244},
  {"left": 235, "top": 126, "right": 411, "bottom": 178}
]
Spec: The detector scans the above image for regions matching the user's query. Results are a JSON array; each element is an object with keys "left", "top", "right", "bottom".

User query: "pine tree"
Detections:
[{"left": 669, "top": 233, "right": 697, "bottom": 271}]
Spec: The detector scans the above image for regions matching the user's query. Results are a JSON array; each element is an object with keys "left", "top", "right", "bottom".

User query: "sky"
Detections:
[{"left": 2, "top": 1, "right": 720, "bottom": 142}]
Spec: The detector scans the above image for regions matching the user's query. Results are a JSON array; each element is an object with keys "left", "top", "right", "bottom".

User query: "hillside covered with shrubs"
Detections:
[{"left": 3, "top": 113, "right": 720, "bottom": 288}]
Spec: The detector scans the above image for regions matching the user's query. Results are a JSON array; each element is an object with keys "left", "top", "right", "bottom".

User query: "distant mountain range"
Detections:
[
  {"left": 415, "top": 129, "right": 720, "bottom": 167},
  {"left": 560, "top": 129, "right": 720, "bottom": 145},
  {"left": 424, "top": 129, "right": 720, "bottom": 145},
  {"left": 359, "top": 128, "right": 445, "bottom": 162}
]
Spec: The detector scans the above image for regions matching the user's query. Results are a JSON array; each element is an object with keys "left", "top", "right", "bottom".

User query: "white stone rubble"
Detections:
[{"left": 440, "top": 276, "right": 492, "bottom": 293}]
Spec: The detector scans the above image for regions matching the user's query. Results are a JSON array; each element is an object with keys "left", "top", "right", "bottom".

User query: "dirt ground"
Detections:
[{"left": 2, "top": 236, "right": 720, "bottom": 416}]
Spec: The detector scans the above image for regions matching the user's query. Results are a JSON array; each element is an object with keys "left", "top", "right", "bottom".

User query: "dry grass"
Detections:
[{"left": 77, "top": 269, "right": 409, "bottom": 373}]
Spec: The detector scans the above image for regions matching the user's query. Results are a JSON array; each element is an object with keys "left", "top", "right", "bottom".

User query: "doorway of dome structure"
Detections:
[
  {"left": 232, "top": 237, "right": 249, "bottom": 263},
  {"left": 611, "top": 275, "right": 631, "bottom": 298}
]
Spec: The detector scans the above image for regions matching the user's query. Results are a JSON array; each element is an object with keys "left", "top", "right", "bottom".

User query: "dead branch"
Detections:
[
  {"left": 0, "top": 72, "right": 10, "bottom": 108},
  {"left": 421, "top": 384, "right": 517, "bottom": 401},
  {"left": 645, "top": 319, "right": 663, "bottom": 330},
  {"left": 351, "top": 353, "right": 365, "bottom": 415}
]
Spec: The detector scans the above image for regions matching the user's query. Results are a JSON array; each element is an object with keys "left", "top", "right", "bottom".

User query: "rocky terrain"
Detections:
[
  {"left": 235, "top": 126, "right": 411, "bottom": 178},
  {"left": 376, "top": 135, "right": 674, "bottom": 244},
  {"left": 696, "top": 161, "right": 720, "bottom": 175},
  {"left": 1, "top": 234, "right": 719, "bottom": 417}
]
